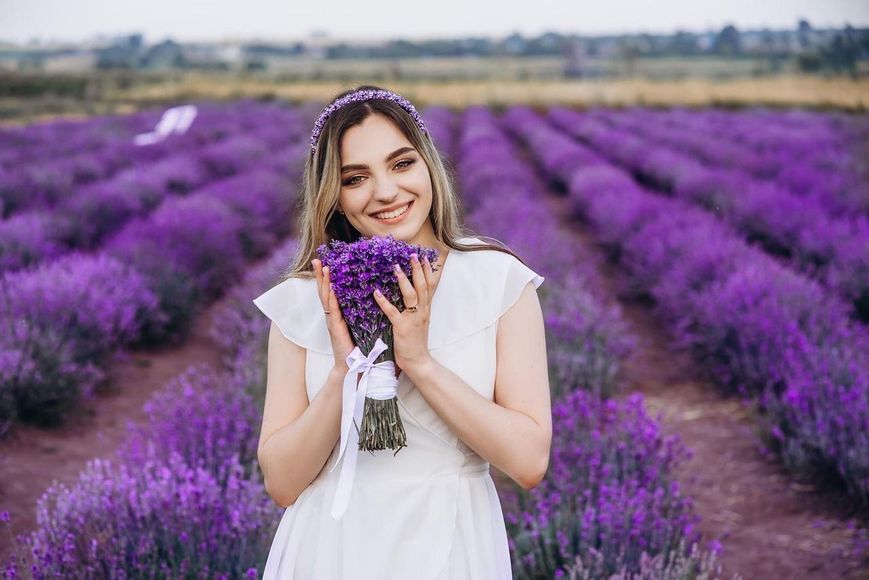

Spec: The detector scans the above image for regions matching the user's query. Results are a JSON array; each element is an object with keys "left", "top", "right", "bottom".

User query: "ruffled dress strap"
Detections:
[
  {"left": 428, "top": 236, "right": 545, "bottom": 351},
  {"left": 252, "top": 275, "right": 334, "bottom": 355}
]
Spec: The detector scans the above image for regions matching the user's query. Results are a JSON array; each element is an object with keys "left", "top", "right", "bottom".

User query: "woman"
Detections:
[{"left": 252, "top": 85, "right": 552, "bottom": 579}]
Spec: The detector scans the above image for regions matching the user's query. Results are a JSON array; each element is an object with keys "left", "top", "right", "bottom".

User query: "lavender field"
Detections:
[{"left": 1, "top": 100, "right": 867, "bottom": 579}]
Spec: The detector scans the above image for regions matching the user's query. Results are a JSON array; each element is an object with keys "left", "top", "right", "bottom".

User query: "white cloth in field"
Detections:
[{"left": 252, "top": 236, "right": 545, "bottom": 580}]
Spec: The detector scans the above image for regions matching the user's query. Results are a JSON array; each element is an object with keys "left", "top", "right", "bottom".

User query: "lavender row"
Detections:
[
  {"left": 421, "top": 105, "right": 460, "bottom": 162},
  {"left": 635, "top": 107, "right": 869, "bottom": 217},
  {"left": 506, "top": 105, "right": 869, "bottom": 505},
  {"left": 0, "top": 132, "right": 309, "bottom": 437},
  {"left": 457, "top": 105, "right": 637, "bottom": 399},
  {"left": 587, "top": 107, "right": 848, "bottom": 210},
  {"left": 0, "top": 102, "right": 236, "bottom": 216},
  {"left": 453, "top": 105, "right": 725, "bottom": 577},
  {"left": 547, "top": 107, "right": 869, "bottom": 323},
  {"left": 0, "top": 98, "right": 302, "bottom": 170},
  {"left": 0, "top": 109, "right": 158, "bottom": 168},
  {"left": 0, "top": 100, "right": 311, "bottom": 219},
  {"left": 555, "top": 107, "right": 869, "bottom": 314},
  {"left": 0, "top": 122, "right": 304, "bottom": 274},
  {"left": 660, "top": 107, "right": 869, "bottom": 163},
  {"left": 655, "top": 107, "right": 869, "bottom": 217},
  {"left": 1, "top": 238, "right": 305, "bottom": 577}
]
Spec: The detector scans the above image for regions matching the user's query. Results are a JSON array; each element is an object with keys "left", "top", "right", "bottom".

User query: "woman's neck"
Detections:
[{"left": 408, "top": 222, "right": 449, "bottom": 266}]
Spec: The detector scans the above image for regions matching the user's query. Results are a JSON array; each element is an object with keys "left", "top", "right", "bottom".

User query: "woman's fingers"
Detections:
[
  {"left": 422, "top": 254, "right": 434, "bottom": 290},
  {"left": 323, "top": 266, "right": 336, "bottom": 315},
  {"left": 409, "top": 253, "right": 429, "bottom": 306},
  {"left": 314, "top": 259, "right": 333, "bottom": 313},
  {"left": 393, "top": 262, "right": 419, "bottom": 308},
  {"left": 373, "top": 287, "right": 399, "bottom": 320},
  {"left": 327, "top": 278, "right": 341, "bottom": 317}
]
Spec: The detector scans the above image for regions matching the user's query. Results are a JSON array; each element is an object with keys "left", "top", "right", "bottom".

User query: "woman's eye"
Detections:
[
  {"left": 395, "top": 159, "right": 414, "bottom": 169},
  {"left": 343, "top": 159, "right": 414, "bottom": 187}
]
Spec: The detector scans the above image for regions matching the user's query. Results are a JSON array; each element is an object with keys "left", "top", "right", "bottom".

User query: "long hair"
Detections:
[{"left": 279, "top": 83, "right": 524, "bottom": 282}]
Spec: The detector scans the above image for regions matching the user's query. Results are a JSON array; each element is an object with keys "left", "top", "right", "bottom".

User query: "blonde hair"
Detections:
[{"left": 279, "top": 83, "right": 523, "bottom": 282}]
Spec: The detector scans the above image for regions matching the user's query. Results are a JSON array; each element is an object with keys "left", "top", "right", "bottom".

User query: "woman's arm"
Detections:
[
  {"left": 404, "top": 281, "right": 552, "bottom": 490},
  {"left": 257, "top": 321, "right": 348, "bottom": 508}
]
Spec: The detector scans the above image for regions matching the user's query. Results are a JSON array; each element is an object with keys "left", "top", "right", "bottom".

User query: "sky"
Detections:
[{"left": 1, "top": 0, "right": 867, "bottom": 45}]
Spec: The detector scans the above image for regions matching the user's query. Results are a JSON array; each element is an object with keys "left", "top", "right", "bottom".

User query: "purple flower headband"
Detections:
[{"left": 309, "top": 88, "right": 427, "bottom": 154}]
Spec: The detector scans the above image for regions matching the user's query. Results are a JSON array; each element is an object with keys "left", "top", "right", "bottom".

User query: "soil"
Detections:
[{"left": 0, "top": 303, "right": 226, "bottom": 567}]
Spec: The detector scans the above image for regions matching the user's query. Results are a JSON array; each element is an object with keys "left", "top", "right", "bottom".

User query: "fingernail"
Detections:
[
  {"left": 374, "top": 288, "right": 382, "bottom": 296},
  {"left": 393, "top": 264, "right": 401, "bottom": 273},
  {"left": 411, "top": 253, "right": 418, "bottom": 263}
]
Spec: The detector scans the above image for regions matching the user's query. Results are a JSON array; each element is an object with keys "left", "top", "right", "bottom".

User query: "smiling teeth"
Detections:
[{"left": 374, "top": 202, "right": 410, "bottom": 220}]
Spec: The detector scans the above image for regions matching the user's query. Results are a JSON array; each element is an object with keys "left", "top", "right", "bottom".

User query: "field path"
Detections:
[
  {"left": 533, "top": 178, "right": 867, "bottom": 579},
  {"left": 0, "top": 290, "right": 235, "bottom": 566}
]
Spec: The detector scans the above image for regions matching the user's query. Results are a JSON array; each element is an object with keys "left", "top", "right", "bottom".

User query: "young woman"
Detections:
[{"left": 253, "top": 85, "right": 552, "bottom": 579}]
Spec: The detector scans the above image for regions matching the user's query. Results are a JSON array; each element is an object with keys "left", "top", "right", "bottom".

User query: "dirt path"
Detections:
[
  {"left": 0, "top": 300, "right": 229, "bottom": 565},
  {"left": 539, "top": 187, "right": 867, "bottom": 580}
]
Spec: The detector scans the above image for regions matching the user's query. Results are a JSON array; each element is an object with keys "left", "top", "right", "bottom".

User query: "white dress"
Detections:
[{"left": 252, "top": 236, "right": 545, "bottom": 580}]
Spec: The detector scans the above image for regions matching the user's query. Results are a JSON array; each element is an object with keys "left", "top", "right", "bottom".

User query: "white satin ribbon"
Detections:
[{"left": 329, "top": 336, "right": 399, "bottom": 520}]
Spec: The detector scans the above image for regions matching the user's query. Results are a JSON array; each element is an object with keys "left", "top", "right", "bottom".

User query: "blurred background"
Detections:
[
  {"left": 1, "top": 0, "right": 867, "bottom": 119},
  {"left": 1, "top": 2, "right": 868, "bottom": 579}
]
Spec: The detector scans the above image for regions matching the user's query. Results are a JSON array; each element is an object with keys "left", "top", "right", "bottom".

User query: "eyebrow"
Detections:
[{"left": 341, "top": 146, "right": 416, "bottom": 173}]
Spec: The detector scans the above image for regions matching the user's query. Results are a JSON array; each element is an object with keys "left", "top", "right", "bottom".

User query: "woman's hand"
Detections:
[
  {"left": 312, "top": 258, "right": 356, "bottom": 373},
  {"left": 372, "top": 252, "right": 441, "bottom": 378}
]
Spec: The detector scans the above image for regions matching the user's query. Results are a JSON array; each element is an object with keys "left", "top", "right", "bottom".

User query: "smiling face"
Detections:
[{"left": 337, "top": 113, "right": 440, "bottom": 250}]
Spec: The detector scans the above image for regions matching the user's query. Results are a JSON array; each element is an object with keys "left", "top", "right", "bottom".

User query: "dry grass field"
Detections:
[
  {"left": 109, "top": 73, "right": 869, "bottom": 110},
  {"left": 1, "top": 68, "right": 867, "bottom": 125}
]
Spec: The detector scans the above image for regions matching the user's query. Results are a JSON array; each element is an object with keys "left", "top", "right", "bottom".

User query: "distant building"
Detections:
[{"left": 142, "top": 39, "right": 184, "bottom": 70}]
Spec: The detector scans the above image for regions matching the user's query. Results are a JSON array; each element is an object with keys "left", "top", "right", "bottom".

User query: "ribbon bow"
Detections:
[{"left": 329, "top": 336, "right": 399, "bottom": 520}]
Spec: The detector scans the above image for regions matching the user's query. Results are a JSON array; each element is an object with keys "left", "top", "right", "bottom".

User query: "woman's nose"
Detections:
[{"left": 372, "top": 174, "right": 400, "bottom": 201}]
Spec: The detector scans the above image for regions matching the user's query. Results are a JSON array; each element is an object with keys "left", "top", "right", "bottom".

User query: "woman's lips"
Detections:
[{"left": 372, "top": 200, "right": 413, "bottom": 223}]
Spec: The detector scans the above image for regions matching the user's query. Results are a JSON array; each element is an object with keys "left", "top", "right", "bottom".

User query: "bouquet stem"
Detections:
[{"left": 359, "top": 397, "right": 408, "bottom": 455}]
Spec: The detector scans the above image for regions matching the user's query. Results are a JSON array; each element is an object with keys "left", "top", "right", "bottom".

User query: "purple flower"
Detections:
[{"left": 315, "top": 234, "right": 439, "bottom": 359}]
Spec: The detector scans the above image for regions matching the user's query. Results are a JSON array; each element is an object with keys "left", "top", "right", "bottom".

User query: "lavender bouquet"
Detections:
[{"left": 316, "top": 234, "right": 440, "bottom": 453}]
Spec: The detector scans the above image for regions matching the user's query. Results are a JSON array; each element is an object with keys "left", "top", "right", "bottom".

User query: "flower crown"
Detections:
[{"left": 309, "top": 88, "right": 428, "bottom": 154}]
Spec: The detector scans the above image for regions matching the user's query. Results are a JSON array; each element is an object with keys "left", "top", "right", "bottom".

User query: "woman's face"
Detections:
[{"left": 337, "top": 113, "right": 438, "bottom": 248}]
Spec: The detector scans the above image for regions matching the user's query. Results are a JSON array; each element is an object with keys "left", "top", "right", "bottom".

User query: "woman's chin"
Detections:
[{"left": 371, "top": 219, "right": 415, "bottom": 237}]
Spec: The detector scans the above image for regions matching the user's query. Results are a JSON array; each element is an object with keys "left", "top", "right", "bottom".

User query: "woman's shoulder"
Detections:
[
  {"left": 429, "top": 236, "right": 545, "bottom": 349},
  {"left": 454, "top": 236, "right": 545, "bottom": 290}
]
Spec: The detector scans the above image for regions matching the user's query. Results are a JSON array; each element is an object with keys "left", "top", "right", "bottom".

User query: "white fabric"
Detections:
[
  {"left": 252, "top": 236, "right": 545, "bottom": 580},
  {"left": 330, "top": 337, "right": 399, "bottom": 520}
]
